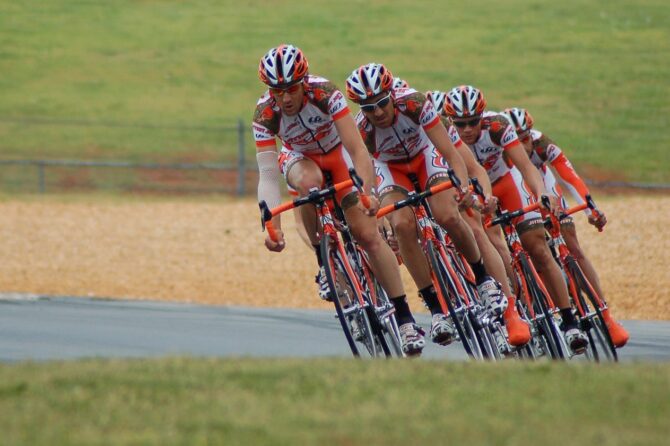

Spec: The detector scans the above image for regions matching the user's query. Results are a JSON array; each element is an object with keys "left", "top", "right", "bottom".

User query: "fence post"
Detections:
[
  {"left": 237, "top": 118, "right": 246, "bottom": 196},
  {"left": 37, "top": 161, "right": 46, "bottom": 193}
]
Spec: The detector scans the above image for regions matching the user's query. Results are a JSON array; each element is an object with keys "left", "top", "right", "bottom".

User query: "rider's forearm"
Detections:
[
  {"left": 349, "top": 145, "right": 376, "bottom": 194},
  {"left": 442, "top": 146, "right": 469, "bottom": 189},
  {"left": 520, "top": 162, "right": 547, "bottom": 198},
  {"left": 257, "top": 149, "right": 283, "bottom": 210},
  {"left": 473, "top": 163, "right": 492, "bottom": 197}
]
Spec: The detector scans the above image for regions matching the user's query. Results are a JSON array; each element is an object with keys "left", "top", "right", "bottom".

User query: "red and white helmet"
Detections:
[
  {"left": 258, "top": 44, "right": 309, "bottom": 87},
  {"left": 345, "top": 63, "right": 394, "bottom": 103},
  {"left": 443, "top": 85, "right": 487, "bottom": 117},
  {"left": 425, "top": 90, "right": 448, "bottom": 116},
  {"left": 392, "top": 77, "right": 409, "bottom": 89},
  {"left": 501, "top": 107, "right": 534, "bottom": 133}
]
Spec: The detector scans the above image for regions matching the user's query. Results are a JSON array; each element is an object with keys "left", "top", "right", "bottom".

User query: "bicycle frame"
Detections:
[
  {"left": 486, "top": 199, "right": 568, "bottom": 359},
  {"left": 545, "top": 197, "right": 617, "bottom": 361},
  {"left": 377, "top": 172, "right": 500, "bottom": 359},
  {"left": 259, "top": 170, "right": 399, "bottom": 358}
]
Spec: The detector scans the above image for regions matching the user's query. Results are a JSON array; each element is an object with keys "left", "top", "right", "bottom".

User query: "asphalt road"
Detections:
[{"left": 1, "top": 295, "right": 668, "bottom": 362}]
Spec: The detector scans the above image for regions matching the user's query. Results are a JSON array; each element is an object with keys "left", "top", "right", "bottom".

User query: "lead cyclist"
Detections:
[
  {"left": 501, "top": 107, "right": 629, "bottom": 348},
  {"left": 253, "top": 44, "right": 422, "bottom": 356}
]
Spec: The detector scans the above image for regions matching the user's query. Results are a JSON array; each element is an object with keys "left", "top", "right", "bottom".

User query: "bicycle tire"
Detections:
[
  {"left": 519, "top": 254, "right": 566, "bottom": 360},
  {"left": 566, "top": 260, "right": 618, "bottom": 362},
  {"left": 358, "top": 249, "right": 403, "bottom": 357},
  {"left": 425, "top": 240, "right": 480, "bottom": 358},
  {"left": 321, "top": 234, "right": 383, "bottom": 358}
]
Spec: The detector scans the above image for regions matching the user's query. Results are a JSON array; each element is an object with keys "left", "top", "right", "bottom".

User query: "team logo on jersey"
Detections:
[
  {"left": 308, "top": 116, "right": 324, "bottom": 124},
  {"left": 480, "top": 145, "right": 498, "bottom": 154},
  {"left": 448, "top": 126, "right": 461, "bottom": 145},
  {"left": 501, "top": 127, "right": 518, "bottom": 147},
  {"left": 402, "top": 127, "right": 416, "bottom": 135},
  {"left": 546, "top": 143, "right": 560, "bottom": 161},
  {"left": 252, "top": 123, "right": 274, "bottom": 140},
  {"left": 420, "top": 104, "right": 438, "bottom": 127},
  {"left": 431, "top": 150, "right": 448, "bottom": 169},
  {"left": 329, "top": 91, "right": 346, "bottom": 115},
  {"left": 482, "top": 154, "right": 498, "bottom": 171}
]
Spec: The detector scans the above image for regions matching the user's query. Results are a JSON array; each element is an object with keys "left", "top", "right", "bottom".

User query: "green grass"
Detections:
[
  {"left": 0, "top": 358, "right": 668, "bottom": 445},
  {"left": 0, "top": 1, "right": 668, "bottom": 181}
]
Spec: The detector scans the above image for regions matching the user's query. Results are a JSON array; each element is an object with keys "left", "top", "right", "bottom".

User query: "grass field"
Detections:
[
  {"left": 1, "top": 1, "right": 668, "bottom": 181},
  {"left": 0, "top": 358, "right": 668, "bottom": 445}
]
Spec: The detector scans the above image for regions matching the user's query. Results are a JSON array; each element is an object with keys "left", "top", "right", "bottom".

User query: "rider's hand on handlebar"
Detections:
[
  {"left": 540, "top": 194, "right": 561, "bottom": 217},
  {"left": 588, "top": 211, "right": 607, "bottom": 230},
  {"left": 456, "top": 187, "right": 478, "bottom": 211},
  {"left": 481, "top": 195, "right": 499, "bottom": 215},
  {"left": 264, "top": 229, "right": 285, "bottom": 252},
  {"left": 359, "top": 192, "right": 380, "bottom": 217}
]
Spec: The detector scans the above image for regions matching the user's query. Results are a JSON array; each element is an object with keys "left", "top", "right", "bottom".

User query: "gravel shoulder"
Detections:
[{"left": 0, "top": 194, "right": 667, "bottom": 320}]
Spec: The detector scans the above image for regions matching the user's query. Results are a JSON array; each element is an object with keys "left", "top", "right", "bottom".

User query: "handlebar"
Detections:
[
  {"left": 377, "top": 179, "right": 455, "bottom": 218},
  {"left": 546, "top": 194, "right": 604, "bottom": 232},
  {"left": 486, "top": 201, "right": 542, "bottom": 228},
  {"left": 259, "top": 168, "right": 371, "bottom": 242}
]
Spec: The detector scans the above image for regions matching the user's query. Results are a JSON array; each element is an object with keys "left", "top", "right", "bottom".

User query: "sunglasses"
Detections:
[
  {"left": 360, "top": 93, "right": 392, "bottom": 113},
  {"left": 452, "top": 117, "right": 481, "bottom": 128},
  {"left": 269, "top": 83, "right": 302, "bottom": 97}
]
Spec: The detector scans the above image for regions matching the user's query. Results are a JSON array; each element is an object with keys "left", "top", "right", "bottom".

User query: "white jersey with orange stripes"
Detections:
[
  {"left": 252, "top": 75, "right": 350, "bottom": 154},
  {"left": 529, "top": 128, "right": 591, "bottom": 211},
  {"left": 449, "top": 111, "right": 520, "bottom": 184},
  {"left": 355, "top": 87, "right": 442, "bottom": 162}
]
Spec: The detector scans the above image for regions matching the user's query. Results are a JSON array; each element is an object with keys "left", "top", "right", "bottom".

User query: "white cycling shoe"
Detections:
[
  {"left": 315, "top": 267, "right": 331, "bottom": 301},
  {"left": 477, "top": 277, "right": 508, "bottom": 317},
  {"left": 399, "top": 323, "right": 426, "bottom": 356},
  {"left": 430, "top": 314, "right": 458, "bottom": 346},
  {"left": 563, "top": 326, "right": 589, "bottom": 355}
]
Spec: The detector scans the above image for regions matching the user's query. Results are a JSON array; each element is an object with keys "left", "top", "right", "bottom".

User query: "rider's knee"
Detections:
[
  {"left": 435, "top": 210, "right": 461, "bottom": 230},
  {"left": 354, "top": 226, "right": 382, "bottom": 251},
  {"left": 392, "top": 215, "right": 418, "bottom": 239}
]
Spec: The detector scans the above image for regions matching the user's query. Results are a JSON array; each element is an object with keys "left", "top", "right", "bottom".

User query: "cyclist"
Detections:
[
  {"left": 501, "top": 107, "right": 629, "bottom": 347},
  {"left": 345, "top": 63, "right": 509, "bottom": 348},
  {"left": 425, "top": 90, "right": 531, "bottom": 347},
  {"left": 441, "top": 85, "right": 590, "bottom": 354},
  {"left": 253, "top": 45, "right": 425, "bottom": 355}
]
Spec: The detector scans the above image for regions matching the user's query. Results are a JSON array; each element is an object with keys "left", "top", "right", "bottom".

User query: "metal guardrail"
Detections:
[
  {"left": 0, "top": 117, "right": 256, "bottom": 195},
  {"left": 0, "top": 159, "right": 257, "bottom": 195},
  {"left": 2, "top": 116, "right": 668, "bottom": 194}
]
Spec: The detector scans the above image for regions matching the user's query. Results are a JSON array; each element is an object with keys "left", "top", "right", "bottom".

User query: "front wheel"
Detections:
[
  {"left": 321, "top": 234, "right": 383, "bottom": 358},
  {"left": 566, "top": 259, "right": 617, "bottom": 362}
]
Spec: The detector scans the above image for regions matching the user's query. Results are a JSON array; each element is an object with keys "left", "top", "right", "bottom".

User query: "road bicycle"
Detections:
[
  {"left": 486, "top": 198, "right": 570, "bottom": 360},
  {"left": 260, "top": 169, "right": 403, "bottom": 358},
  {"left": 545, "top": 196, "right": 618, "bottom": 362},
  {"left": 377, "top": 171, "right": 504, "bottom": 360}
]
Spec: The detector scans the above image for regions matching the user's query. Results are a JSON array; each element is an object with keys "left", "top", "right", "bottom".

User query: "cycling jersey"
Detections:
[
  {"left": 252, "top": 75, "right": 350, "bottom": 153},
  {"left": 356, "top": 88, "right": 450, "bottom": 194},
  {"left": 449, "top": 111, "right": 520, "bottom": 184},
  {"left": 529, "top": 129, "right": 590, "bottom": 208},
  {"left": 449, "top": 112, "right": 541, "bottom": 228},
  {"left": 356, "top": 88, "right": 442, "bottom": 162}
]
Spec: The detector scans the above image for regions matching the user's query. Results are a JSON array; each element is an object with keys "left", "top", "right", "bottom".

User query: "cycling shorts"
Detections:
[
  {"left": 375, "top": 146, "right": 451, "bottom": 198},
  {"left": 279, "top": 144, "right": 355, "bottom": 204},
  {"left": 492, "top": 168, "right": 543, "bottom": 233}
]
